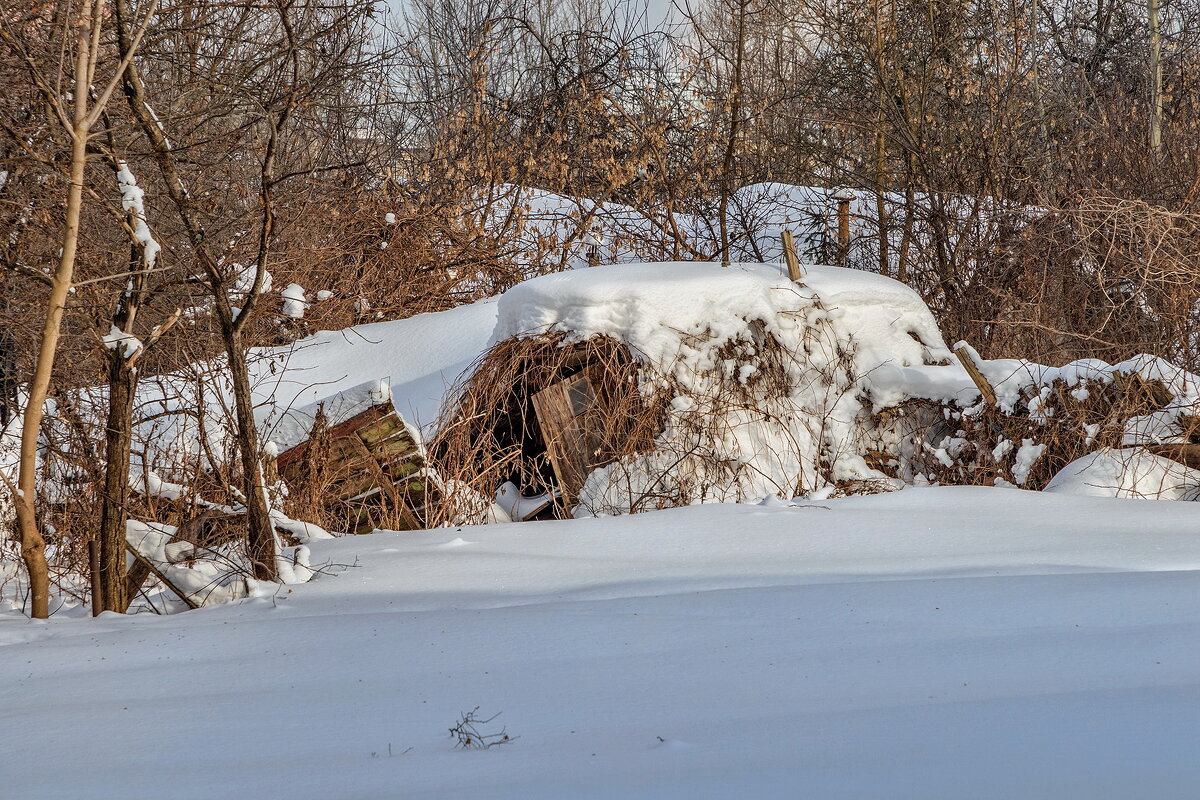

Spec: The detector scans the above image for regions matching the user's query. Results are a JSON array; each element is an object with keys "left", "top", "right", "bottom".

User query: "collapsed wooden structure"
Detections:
[{"left": 275, "top": 399, "right": 439, "bottom": 533}]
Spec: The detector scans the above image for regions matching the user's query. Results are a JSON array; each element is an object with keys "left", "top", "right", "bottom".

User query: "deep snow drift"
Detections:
[{"left": 3, "top": 487, "right": 1200, "bottom": 799}]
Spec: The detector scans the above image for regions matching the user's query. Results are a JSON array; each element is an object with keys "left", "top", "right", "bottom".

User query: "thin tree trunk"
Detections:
[
  {"left": 98, "top": 350, "right": 135, "bottom": 611},
  {"left": 1149, "top": 0, "right": 1163, "bottom": 156},
  {"left": 114, "top": 0, "right": 277, "bottom": 581},
  {"left": 224, "top": 327, "right": 276, "bottom": 580},
  {"left": 13, "top": 0, "right": 99, "bottom": 618},
  {"left": 898, "top": 153, "right": 916, "bottom": 285},
  {"left": 874, "top": 129, "right": 889, "bottom": 276},
  {"left": 719, "top": 0, "right": 748, "bottom": 267}
]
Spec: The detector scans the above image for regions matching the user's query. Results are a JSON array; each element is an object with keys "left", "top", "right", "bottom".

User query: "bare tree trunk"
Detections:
[
  {"left": 98, "top": 344, "right": 135, "bottom": 611},
  {"left": 12, "top": 0, "right": 99, "bottom": 618},
  {"left": 224, "top": 327, "right": 276, "bottom": 580},
  {"left": 1149, "top": 0, "right": 1163, "bottom": 157},
  {"left": 873, "top": 0, "right": 890, "bottom": 275},
  {"left": 874, "top": 129, "right": 889, "bottom": 275},
  {"left": 718, "top": 0, "right": 749, "bottom": 267},
  {"left": 114, "top": 0, "right": 277, "bottom": 581}
]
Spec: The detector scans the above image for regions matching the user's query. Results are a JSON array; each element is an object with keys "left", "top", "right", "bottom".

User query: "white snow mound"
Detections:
[{"left": 1045, "top": 447, "right": 1200, "bottom": 500}]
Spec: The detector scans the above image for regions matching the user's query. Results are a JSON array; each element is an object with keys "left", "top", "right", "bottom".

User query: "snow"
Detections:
[
  {"left": 0, "top": 393, "right": 20, "bottom": 523},
  {"left": 229, "top": 263, "right": 273, "bottom": 302},
  {"left": 101, "top": 324, "right": 142, "bottom": 359},
  {"left": 498, "top": 261, "right": 945, "bottom": 366},
  {"left": 281, "top": 282, "right": 307, "bottom": 319},
  {"left": 1124, "top": 408, "right": 1190, "bottom": 445},
  {"left": 4, "top": 487, "right": 1200, "bottom": 798},
  {"left": 52, "top": 290, "right": 496, "bottom": 502},
  {"left": 1011, "top": 439, "right": 1045, "bottom": 486},
  {"left": 114, "top": 161, "right": 161, "bottom": 268},
  {"left": 1045, "top": 447, "right": 1200, "bottom": 500},
  {"left": 266, "top": 377, "right": 395, "bottom": 453},
  {"left": 9, "top": 238, "right": 1200, "bottom": 795},
  {"left": 133, "top": 469, "right": 188, "bottom": 501},
  {"left": 496, "top": 262, "right": 809, "bottom": 363},
  {"left": 97, "top": 259, "right": 1200, "bottom": 514},
  {"left": 255, "top": 298, "right": 498, "bottom": 443},
  {"left": 124, "top": 518, "right": 255, "bottom": 606}
]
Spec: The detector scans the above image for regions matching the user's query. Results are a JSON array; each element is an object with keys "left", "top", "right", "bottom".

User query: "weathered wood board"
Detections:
[
  {"left": 531, "top": 368, "right": 607, "bottom": 508},
  {"left": 276, "top": 401, "right": 437, "bottom": 533}
]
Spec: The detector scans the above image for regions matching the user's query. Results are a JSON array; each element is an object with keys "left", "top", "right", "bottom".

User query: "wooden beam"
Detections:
[
  {"left": 1145, "top": 443, "right": 1200, "bottom": 470},
  {"left": 953, "top": 342, "right": 997, "bottom": 406},
  {"left": 123, "top": 542, "right": 200, "bottom": 610},
  {"left": 780, "top": 229, "right": 802, "bottom": 282}
]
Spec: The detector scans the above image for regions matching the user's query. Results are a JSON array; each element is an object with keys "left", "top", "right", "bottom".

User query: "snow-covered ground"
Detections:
[{"left": 4, "top": 486, "right": 1200, "bottom": 799}]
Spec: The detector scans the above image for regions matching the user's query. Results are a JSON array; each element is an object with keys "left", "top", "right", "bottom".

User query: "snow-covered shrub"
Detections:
[
  {"left": 886, "top": 354, "right": 1200, "bottom": 493},
  {"left": 1044, "top": 448, "right": 1200, "bottom": 500}
]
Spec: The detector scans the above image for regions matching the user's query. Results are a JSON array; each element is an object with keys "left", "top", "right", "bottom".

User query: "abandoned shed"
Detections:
[{"left": 429, "top": 261, "right": 956, "bottom": 522}]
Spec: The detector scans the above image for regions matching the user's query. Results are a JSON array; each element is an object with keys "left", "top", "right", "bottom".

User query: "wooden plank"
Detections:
[
  {"left": 1145, "top": 443, "right": 1200, "bottom": 470},
  {"left": 952, "top": 343, "right": 997, "bottom": 406},
  {"left": 370, "top": 436, "right": 421, "bottom": 461},
  {"left": 328, "top": 470, "right": 381, "bottom": 501},
  {"left": 356, "top": 414, "right": 403, "bottom": 446},
  {"left": 780, "top": 229, "right": 802, "bottom": 282},
  {"left": 332, "top": 435, "right": 368, "bottom": 461},
  {"left": 532, "top": 372, "right": 604, "bottom": 507},
  {"left": 382, "top": 457, "right": 423, "bottom": 481},
  {"left": 532, "top": 379, "right": 579, "bottom": 505}
]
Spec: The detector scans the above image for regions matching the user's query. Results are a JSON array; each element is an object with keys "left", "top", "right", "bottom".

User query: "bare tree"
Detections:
[{"left": 0, "top": 0, "right": 156, "bottom": 618}]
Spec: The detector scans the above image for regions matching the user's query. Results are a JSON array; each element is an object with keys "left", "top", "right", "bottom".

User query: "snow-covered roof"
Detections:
[{"left": 495, "top": 261, "right": 950, "bottom": 373}]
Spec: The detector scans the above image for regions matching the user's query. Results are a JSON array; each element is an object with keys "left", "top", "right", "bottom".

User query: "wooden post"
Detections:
[
  {"left": 953, "top": 342, "right": 997, "bottom": 405},
  {"left": 780, "top": 230, "right": 802, "bottom": 282},
  {"left": 88, "top": 539, "right": 103, "bottom": 616},
  {"left": 582, "top": 232, "right": 601, "bottom": 267},
  {"left": 124, "top": 542, "right": 200, "bottom": 610},
  {"left": 833, "top": 189, "right": 855, "bottom": 266}
]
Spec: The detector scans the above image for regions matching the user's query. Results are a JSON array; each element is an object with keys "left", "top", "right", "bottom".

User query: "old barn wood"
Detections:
[
  {"left": 531, "top": 364, "right": 608, "bottom": 508},
  {"left": 275, "top": 400, "right": 436, "bottom": 533}
]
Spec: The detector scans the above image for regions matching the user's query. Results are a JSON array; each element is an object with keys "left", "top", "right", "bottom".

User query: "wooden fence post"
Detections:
[
  {"left": 88, "top": 539, "right": 103, "bottom": 616},
  {"left": 780, "top": 230, "right": 802, "bottom": 282},
  {"left": 953, "top": 342, "right": 997, "bottom": 406},
  {"left": 833, "top": 188, "right": 856, "bottom": 266}
]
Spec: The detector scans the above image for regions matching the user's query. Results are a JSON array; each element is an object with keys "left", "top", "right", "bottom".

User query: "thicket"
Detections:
[{"left": 4, "top": 0, "right": 1200, "bottom": 615}]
